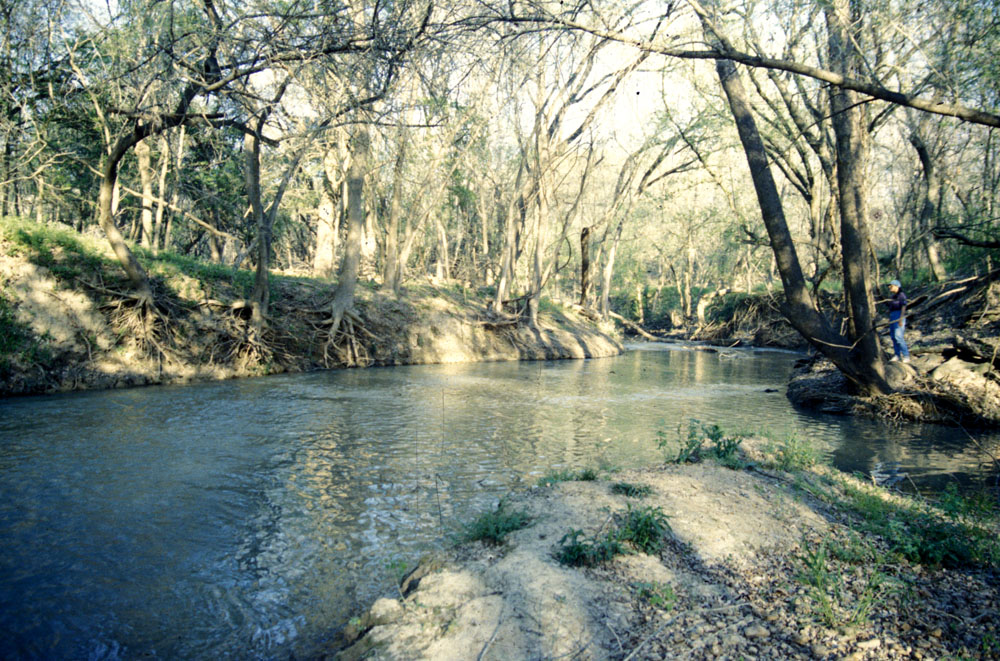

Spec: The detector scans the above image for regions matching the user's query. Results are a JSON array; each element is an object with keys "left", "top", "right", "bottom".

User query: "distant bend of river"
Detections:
[{"left": 1, "top": 342, "right": 997, "bottom": 659}]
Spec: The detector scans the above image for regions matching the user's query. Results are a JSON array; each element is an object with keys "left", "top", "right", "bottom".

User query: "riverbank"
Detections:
[
  {"left": 0, "top": 219, "right": 621, "bottom": 397},
  {"left": 336, "top": 435, "right": 1000, "bottom": 660},
  {"left": 637, "top": 274, "right": 1000, "bottom": 426}
]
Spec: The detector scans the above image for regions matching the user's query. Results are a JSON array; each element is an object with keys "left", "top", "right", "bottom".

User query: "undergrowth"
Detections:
[
  {"left": 797, "top": 472, "right": 1000, "bottom": 569},
  {"left": 610, "top": 482, "right": 652, "bottom": 498},
  {"left": 658, "top": 419, "right": 747, "bottom": 469},
  {"left": 462, "top": 500, "right": 532, "bottom": 545},
  {"left": 537, "top": 467, "right": 598, "bottom": 487},
  {"left": 555, "top": 504, "right": 672, "bottom": 566}
]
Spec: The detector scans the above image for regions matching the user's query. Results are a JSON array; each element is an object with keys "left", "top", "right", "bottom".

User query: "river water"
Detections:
[{"left": 1, "top": 343, "right": 997, "bottom": 659}]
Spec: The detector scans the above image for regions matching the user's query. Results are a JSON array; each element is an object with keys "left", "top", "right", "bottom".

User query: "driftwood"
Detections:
[
  {"left": 608, "top": 310, "right": 667, "bottom": 342},
  {"left": 953, "top": 334, "right": 1000, "bottom": 367}
]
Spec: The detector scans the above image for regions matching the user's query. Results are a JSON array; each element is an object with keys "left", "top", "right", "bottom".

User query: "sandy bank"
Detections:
[{"left": 337, "top": 438, "right": 999, "bottom": 660}]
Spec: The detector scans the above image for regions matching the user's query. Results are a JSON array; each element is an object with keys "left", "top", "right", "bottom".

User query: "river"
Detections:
[{"left": 1, "top": 343, "right": 997, "bottom": 659}]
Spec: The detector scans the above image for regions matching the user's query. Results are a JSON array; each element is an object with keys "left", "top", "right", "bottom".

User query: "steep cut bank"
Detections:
[{"left": 0, "top": 221, "right": 621, "bottom": 397}]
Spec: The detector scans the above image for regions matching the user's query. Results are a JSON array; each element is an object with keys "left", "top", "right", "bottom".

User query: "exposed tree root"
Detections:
[{"left": 320, "top": 310, "right": 373, "bottom": 368}]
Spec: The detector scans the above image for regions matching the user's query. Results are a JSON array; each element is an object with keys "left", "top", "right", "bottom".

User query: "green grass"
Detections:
[
  {"left": 658, "top": 420, "right": 748, "bottom": 469},
  {"left": 840, "top": 481, "right": 1000, "bottom": 568},
  {"left": 794, "top": 536, "right": 894, "bottom": 628},
  {"left": 795, "top": 473, "right": 1000, "bottom": 570},
  {"left": 554, "top": 529, "right": 624, "bottom": 567},
  {"left": 610, "top": 482, "right": 652, "bottom": 498},
  {"left": 631, "top": 581, "right": 676, "bottom": 610},
  {"left": 617, "top": 504, "right": 671, "bottom": 555},
  {"left": 461, "top": 500, "right": 532, "bottom": 545},
  {"left": 554, "top": 504, "right": 672, "bottom": 567},
  {"left": 1, "top": 217, "right": 111, "bottom": 281},
  {"left": 537, "top": 468, "right": 598, "bottom": 487}
]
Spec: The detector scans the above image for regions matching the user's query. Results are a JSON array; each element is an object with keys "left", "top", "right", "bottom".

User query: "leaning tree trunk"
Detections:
[
  {"left": 824, "top": 0, "right": 889, "bottom": 394},
  {"left": 910, "top": 130, "right": 948, "bottom": 281},
  {"left": 702, "top": 17, "right": 891, "bottom": 394},
  {"left": 97, "top": 132, "right": 156, "bottom": 306}
]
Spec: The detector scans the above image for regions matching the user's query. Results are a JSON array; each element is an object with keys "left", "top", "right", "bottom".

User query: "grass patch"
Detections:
[
  {"left": 141, "top": 249, "right": 256, "bottom": 299},
  {"left": 555, "top": 504, "right": 672, "bottom": 566},
  {"left": 610, "top": 482, "right": 652, "bottom": 498},
  {"left": 537, "top": 467, "right": 598, "bottom": 487},
  {"left": 554, "top": 529, "right": 624, "bottom": 567},
  {"left": 838, "top": 479, "right": 1000, "bottom": 568},
  {"left": 769, "top": 434, "right": 818, "bottom": 471},
  {"left": 1, "top": 217, "right": 110, "bottom": 281},
  {"left": 658, "top": 420, "right": 747, "bottom": 469},
  {"left": 461, "top": 500, "right": 532, "bottom": 545},
  {"left": 794, "top": 536, "right": 894, "bottom": 628},
  {"left": 792, "top": 472, "right": 1000, "bottom": 570}
]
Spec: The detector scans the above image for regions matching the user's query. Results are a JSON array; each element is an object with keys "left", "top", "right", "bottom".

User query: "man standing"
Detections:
[{"left": 886, "top": 279, "right": 910, "bottom": 363}]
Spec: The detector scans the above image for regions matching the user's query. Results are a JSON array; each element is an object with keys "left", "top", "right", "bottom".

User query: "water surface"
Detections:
[{"left": 1, "top": 344, "right": 996, "bottom": 658}]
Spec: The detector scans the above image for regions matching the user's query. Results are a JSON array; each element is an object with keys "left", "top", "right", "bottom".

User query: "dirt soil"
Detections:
[
  {"left": 0, "top": 249, "right": 622, "bottom": 397},
  {"left": 336, "top": 438, "right": 999, "bottom": 661}
]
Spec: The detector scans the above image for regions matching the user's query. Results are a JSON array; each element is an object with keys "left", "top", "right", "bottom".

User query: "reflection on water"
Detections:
[{"left": 0, "top": 343, "right": 996, "bottom": 658}]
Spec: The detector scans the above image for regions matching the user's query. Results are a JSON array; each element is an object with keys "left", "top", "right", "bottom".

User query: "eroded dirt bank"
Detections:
[
  {"left": 0, "top": 250, "right": 622, "bottom": 397},
  {"left": 337, "top": 438, "right": 999, "bottom": 660}
]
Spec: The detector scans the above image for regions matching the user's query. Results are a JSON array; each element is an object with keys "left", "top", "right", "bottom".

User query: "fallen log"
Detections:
[
  {"left": 608, "top": 311, "right": 668, "bottom": 342},
  {"left": 953, "top": 334, "right": 1000, "bottom": 367}
]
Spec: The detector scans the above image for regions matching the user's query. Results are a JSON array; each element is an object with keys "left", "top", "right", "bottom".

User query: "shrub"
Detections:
[
  {"left": 554, "top": 529, "right": 624, "bottom": 567},
  {"left": 462, "top": 501, "right": 531, "bottom": 545},
  {"left": 618, "top": 504, "right": 671, "bottom": 555}
]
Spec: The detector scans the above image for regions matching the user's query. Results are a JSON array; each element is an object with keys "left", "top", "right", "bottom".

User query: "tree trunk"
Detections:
[
  {"left": 329, "top": 129, "right": 369, "bottom": 336},
  {"left": 579, "top": 226, "right": 591, "bottom": 307},
  {"left": 245, "top": 130, "right": 271, "bottom": 328},
  {"left": 910, "top": 130, "right": 948, "bottom": 281},
  {"left": 135, "top": 138, "right": 154, "bottom": 250},
  {"left": 824, "top": 0, "right": 888, "bottom": 393},
  {"left": 382, "top": 136, "right": 407, "bottom": 293},
  {"left": 97, "top": 133, "right": 155, "bottom": 305},
  {"left": 153, "top": 133, "right": 170, "bottom": 253},
  {"left": 600, "top": 216, "right": 625, "bottom": 318},
  {"left": 706, "top": 26, "right": 890, "bottom": 393}
]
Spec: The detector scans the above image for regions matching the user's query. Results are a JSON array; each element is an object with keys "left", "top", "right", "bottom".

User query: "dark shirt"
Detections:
[{"left": 888, "top": 290, "right": 907, "bottom": 314}]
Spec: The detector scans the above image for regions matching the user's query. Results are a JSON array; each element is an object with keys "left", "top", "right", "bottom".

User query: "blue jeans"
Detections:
[{"left": 889, "top": 312, "right": 909, "bottom": 359}]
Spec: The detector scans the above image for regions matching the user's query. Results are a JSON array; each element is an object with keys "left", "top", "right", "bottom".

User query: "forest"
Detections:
[{"left": 3, "top": 0, "right": 1000, "bottom": 397}]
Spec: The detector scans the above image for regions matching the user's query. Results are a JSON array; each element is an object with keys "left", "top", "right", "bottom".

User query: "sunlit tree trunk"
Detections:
[
  {"left": 909, "top": 130, "right": 948, "bottom": 281},
  {"left": 329, "top": 129, "right": 369, "bottom": 335},
  {"left": 382, "top": 135, "right": 407, "bottom": 293},
  {"left": 135, "top": 138, "right": 155, "bottom": 249}
]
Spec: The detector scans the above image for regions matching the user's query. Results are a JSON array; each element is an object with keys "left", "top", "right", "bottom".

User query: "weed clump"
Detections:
[
  {"left": 657, "top": 419, "right": 746, "bottom": 469},
  {"left": 554, "top": 505, "right": 672, "bottom": 566},
  {"left": 794, "top": 536, "right": 894, "bottom": 628},
  {"left": 462, "top": 501, "right": 531, "bottom": 545},
  {"left": 537, "top": 467, "right": 599, "bottom": 487},
  {"left": 610, "top": 482, "right": 652, "bottom": 498},
  {"left": 618, "top": 504, "right": 672, "bottom": 555},
  {"left": 631, "top": 581, "right": 676, "bottom": 611}
]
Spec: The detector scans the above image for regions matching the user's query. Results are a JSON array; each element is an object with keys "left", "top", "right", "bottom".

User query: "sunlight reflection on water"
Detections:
[{"left": 0, "top": 344, "right": 996, "bottom": 658}]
